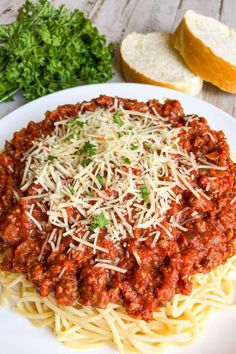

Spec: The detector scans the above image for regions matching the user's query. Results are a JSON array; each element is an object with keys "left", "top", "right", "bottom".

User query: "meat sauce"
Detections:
[{"left": 0, "top": 95, "right": 235, "bottom": 322}]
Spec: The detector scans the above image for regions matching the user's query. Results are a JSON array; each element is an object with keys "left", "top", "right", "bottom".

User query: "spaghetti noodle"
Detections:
[
  {"left": 1, "top": 256, "right": 236, "bottom": 354},
  {"left": 0, "top": 95, "right": 236, "bottom": 353}
]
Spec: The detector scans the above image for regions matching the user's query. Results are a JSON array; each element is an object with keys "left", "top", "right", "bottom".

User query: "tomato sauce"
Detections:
[{"left": 0, "top": 96, "right": 235, "bottom": 322}]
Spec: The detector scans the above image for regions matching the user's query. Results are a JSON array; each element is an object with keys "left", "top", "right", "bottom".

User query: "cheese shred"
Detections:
[{"left": 20, "top": 105, "right": 223, "bottom": 270}]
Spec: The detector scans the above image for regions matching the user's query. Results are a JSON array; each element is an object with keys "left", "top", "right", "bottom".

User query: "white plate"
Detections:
[{"left": 0, "top": 83, "right": 235, "bottom": 354}]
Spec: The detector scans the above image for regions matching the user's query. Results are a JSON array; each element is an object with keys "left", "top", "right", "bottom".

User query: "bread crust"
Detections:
[
  {"left": 120, "top": 45, "right": 202, "bottom": 96},
  {"left": 173, "top": 18, "right": 236, "bottom": 93}
]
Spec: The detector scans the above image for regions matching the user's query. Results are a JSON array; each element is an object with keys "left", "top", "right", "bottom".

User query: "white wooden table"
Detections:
[{"left": 0, "top": 0, "right": 235, "bottom": 118}]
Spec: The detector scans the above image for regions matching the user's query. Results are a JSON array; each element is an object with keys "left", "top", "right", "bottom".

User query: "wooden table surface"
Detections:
[{"left": 0, "top": 0, "right": 236, "bottom": 119}]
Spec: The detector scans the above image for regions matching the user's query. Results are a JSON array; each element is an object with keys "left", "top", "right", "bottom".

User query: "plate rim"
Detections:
[
  {"left": 0, "top": 82, "right": 236, "bottom": 354},
  {"left": 0, "top": 82, "right": 235, "bottom": 124}
]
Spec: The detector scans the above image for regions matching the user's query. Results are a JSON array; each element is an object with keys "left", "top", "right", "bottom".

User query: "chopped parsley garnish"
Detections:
[
  {"left": 64, "top": 133, "right": 78, "bottom": 142},
  {"left": 80, "top": 158, "right": 92, "bottom": 167},
  {"left": 89, "top": 213, "right": 108, "bottom": 230},
  {"left": 87, "top": 191, "right": 94, "bottom": 197},
  {"left": 117, "top": 132, "right": 125, "bottom": 138},
  {"left": 144, "top": 142, "right": 153, "bottom": 152},
  {"left": 141, "top": 185, "right": 150, "bottom": 202},
  {"left": 96, "top": 175, "right": 104, "bottom": 187},
  {"left": 123, "top": 157, "right": 131, "bottom": 165},
  {"left": 113, "top": 112, "right": 124, "bottom": 126},
  {"left": 68, "top": 119, "right": 85, "bottom": 128},
  {"left": 48, "top": 155, "right": 57, "bottom": 161},
  {"left": 70, "top": 188, "right": 75, "bottom": 194},
  {"left": 81, "top": 141, "right": 96, "bottom": 156},
  {"left": 130, "top": 143, "right": 138, "bottom": 150}
]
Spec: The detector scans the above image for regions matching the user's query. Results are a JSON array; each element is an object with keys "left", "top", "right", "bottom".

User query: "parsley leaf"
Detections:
[
  {"left": 117, "top": 131, "right": 125, "bottom": 138},
  {"left": 89, "top": 213, "right": 108, "bottom": 231},
  {"left": 70, "top": 188, "right": 75, "bottom": 194},
  {"left": 144, "top": 142, "right": 153, "bottom": 152},
  {"left": 113, "top": 112, "right": 124, "bottom": 126},
  {"left": 80, "top": 141, "right": 96, "bottom": 156},
  {"left": 130, "top": 143, "right": 138, "bottom": 150},
  {"left": 68, "top": 119, "right": 85, "bottom": 128},
  {"left": 141, "top": 185, "right": 150, "bottom": 202},
  {"left": 0, "top": 0, "right": 113, "bottom": 103},
  {"left": 64, "top": 133, "right": 79, "bottom": 141},
  {"left": 123, "top": 157, "right": 131, "bottom": 165},
  {"left": 80, "top": 158, "right": 92, "bottom": 167},
  {"left": 96, "top": 175, "right": 104, "bottom": 187},
  {"left": 48, "top": 155, "right": 57, "bottom": 161}
]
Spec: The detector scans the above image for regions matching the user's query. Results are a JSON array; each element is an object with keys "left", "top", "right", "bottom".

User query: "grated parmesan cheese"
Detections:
[
  {"left": 25, "top": 211, "right": 42, "bottom": 230},
  {"left": 230, "top": 196, "right": 236, "bottom": 205},
  {"left": 151, "top": 231, "right": 161, "bottom": 248},
  {"left": 133, "top": 251, "right": 141, "bottom": 265},
  {"left": 94, "top": 263, "right": 127, "bottom": 274},
  {"left": 19, "top": 104, "right": 225, "bottom": 273}
]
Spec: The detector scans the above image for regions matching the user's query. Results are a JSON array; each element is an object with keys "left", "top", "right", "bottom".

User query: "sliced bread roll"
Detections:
[
  {"left": 173, "top": 10, "right": 236, "bottom": 93},
  {"left": 120, "top": 32, "right": 203, "bottom": 95}
]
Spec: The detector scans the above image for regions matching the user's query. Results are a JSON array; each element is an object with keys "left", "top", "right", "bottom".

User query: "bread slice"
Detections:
[
  {"left": 120, "top": 32, "right": 203, "bottom": 96},
  {"left": 173, "top": 10, "right": 236, "bottom": 93}
]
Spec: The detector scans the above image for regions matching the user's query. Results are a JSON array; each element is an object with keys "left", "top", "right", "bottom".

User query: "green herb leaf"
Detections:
[
  {"left": 89, "top": 213, "right": 108, "bottom": 231},
  {"left": 81, "top": 141, "right": 96, "bottom": 156},
  {"left": 130, "top": 144, "right": 138, "bottom": 150},
  {"left": 123, "top": 157, "right": 131, "bottom": 165},
  {"left": 144, "top": 142, "right": 153, "bottom": 152},
  {"left": 80, "top": 158, "right": 92, "bottom": 167},
  {"left": 68, "top": 119, "right": 85, "bottom": 128},
  {"left": 141, "top": 185, "right": 150, "bottom": 202},
  {"left": 117, "top": 132, "right": 125, "bottom": 138},
  {"left": 70, "top": 188, "right": 75, "bottom": 194},
  {"left": 96, "top": 175, "right": 104, "bottom": 187},
  {"left": 64, "top": 133, "right": 75, "bottom": 142},
  {"left": 0, "top": 0, "right": 113, "bottom": 103},
  {"left": 48, "top": 155, "right": 57, "bottom": 161},
  {"left": 113, "top": 112, "right": 124, "bottom": 126}
]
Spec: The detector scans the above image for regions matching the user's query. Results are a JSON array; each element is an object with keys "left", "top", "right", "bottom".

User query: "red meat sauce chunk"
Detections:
[{"left": 0, "top": 95, "right": 235, "bottom": 322}]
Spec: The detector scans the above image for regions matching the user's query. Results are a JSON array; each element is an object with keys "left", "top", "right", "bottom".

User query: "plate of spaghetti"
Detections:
[{"left": 0, "top": 83, "right": 236, "bottom": 354}]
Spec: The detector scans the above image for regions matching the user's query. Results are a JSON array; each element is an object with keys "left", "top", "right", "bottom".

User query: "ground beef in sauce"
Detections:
[{"left": 0, "top": 95, "right": 235, "bottom": 322}]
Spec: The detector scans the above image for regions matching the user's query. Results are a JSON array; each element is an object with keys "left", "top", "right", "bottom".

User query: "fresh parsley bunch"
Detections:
[{"left": 0, "top": 0, "right": 113, "bottom": 102}]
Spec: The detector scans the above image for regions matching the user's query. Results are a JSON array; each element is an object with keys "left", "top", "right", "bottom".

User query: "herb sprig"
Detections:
[
  {"left": 89, "top": 213, "right": 109, "bottom": 231},
  {"left": 0, "top": 0, "right": 113, "bottom": 102},
  {"left": 113, "top": 112, "right": 124, "bottom": 126},
  {"left": 48, "top": 155, "right": 57, "bottom": 161},
  {"left": 141, "top": 185, "right": 150, "bottom": 202},
  {"left": 80, "top": 141, "right": 96, "bottom": 156},
  {"left": 96, "top": 175, "right": 104, "bottom": 188},
  {"left": 123, "top": 157, "right": 131, "bottom": 165},
  {"left": 80, "top": 158, "right": 92, "bottom": 167},
  {"left": 130, "top": 143, "right": 138, "bottom": 150}
]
